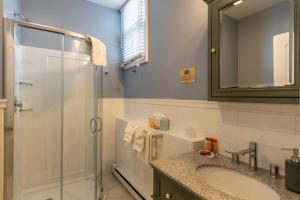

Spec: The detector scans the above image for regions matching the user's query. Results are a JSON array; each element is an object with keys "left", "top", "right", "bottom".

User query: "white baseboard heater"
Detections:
[{"left": 112, "top": 164, "right": 146, "bottom": 200}]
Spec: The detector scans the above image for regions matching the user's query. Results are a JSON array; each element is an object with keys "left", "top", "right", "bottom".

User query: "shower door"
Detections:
[
  {"left": 62, "top": 36, "right": 100, "bottom": 200},
  {"left": 4, "top": 20, "right": 102, "bottom": 200}
]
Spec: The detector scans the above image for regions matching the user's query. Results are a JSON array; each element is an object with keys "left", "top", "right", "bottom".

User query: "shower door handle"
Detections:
[
  {"left": 97, "top": 117, "right": 102, "bottom": 132},
  {"left": 90, "top": 118, "right": 97, "bottom": 134},
  {"left": 90, "top": 117, "right": 102, "bottom": 134}
]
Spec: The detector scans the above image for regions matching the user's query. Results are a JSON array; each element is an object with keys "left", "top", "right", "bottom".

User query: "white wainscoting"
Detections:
[
  {"left": 124, "top": 99, "right": 300, "bottom": 174},
  {"left": 102, "top": 98, "right": 124, "bottom": 175}
]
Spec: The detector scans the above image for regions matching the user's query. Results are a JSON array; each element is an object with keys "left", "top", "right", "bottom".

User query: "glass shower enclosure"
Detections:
[{"left": 4, "top": 19, "right": 103, "bottom": 200}]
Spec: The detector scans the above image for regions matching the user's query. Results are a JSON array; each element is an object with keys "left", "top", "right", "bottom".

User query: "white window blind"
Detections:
[{"left": 121, "top": 0, "right": 148, "bottom": 69}]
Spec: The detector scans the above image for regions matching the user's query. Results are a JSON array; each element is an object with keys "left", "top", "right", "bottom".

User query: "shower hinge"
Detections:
[{"left": 14, "top": 98, "right": 33, "bottom": 112}]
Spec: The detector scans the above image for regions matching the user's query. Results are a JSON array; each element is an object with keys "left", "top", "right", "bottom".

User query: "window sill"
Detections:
[{"left": 121, "top": 58, "right": 149, "bottom": 70}]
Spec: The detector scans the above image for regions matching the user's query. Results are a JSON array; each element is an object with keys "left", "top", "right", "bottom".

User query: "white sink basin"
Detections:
[{"left": 196, "top": 166, "right": 280, "bottom": 200}]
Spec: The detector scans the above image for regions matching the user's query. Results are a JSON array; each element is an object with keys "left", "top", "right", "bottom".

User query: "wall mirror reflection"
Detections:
[{"left": 220, "top": 0, "right": 294, "bottom": 89}]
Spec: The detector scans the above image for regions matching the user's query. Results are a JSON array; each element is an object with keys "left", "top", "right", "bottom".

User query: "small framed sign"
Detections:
[{"left": 180, "top": 67, "right": 196, "bottom": 84}]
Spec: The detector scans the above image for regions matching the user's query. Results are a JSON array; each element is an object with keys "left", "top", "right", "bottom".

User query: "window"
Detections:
[{"left": 120, "top": 0, "right": 148, "bottom": 69}]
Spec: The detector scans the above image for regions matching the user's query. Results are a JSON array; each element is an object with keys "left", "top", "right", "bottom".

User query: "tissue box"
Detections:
[
  {"left": 149, "top": 113, "right": 169, "bottom": 130},
  {"left": 160, "top": 118, "right": 169, "bottom": 131}
]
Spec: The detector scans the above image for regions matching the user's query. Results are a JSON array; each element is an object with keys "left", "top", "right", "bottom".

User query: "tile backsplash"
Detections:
[{"left": 124, "top": 99, "right": 300, "bottom": 174}]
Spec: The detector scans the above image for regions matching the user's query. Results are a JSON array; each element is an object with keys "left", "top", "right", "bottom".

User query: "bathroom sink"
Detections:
[{"left": 196, "top": 166, "right": 280, "bottom": 200}]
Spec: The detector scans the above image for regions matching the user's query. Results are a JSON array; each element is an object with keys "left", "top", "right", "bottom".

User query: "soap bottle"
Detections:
[{"left": 281, "top": 148, "right": 300, "bottom": 193}]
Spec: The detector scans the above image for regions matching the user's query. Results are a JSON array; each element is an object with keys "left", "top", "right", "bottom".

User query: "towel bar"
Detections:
[{"left": 151, "top": 133, "right": 163, "bottom": 161}]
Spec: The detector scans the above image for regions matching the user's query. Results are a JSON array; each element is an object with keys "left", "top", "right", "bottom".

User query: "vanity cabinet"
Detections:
[
  {"left": 152, "top": 169, "right": 201, "bottom": 200},
  {"left": 204, "top": 0, "right": 300, "bottom": 103}
]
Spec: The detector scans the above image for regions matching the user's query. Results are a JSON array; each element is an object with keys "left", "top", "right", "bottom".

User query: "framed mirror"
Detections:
[{"left": 206, "top": 0, "right": 300, "bottom": 103}]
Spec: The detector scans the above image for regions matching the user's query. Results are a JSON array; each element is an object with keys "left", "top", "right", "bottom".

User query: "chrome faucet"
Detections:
[{"left": 226, "top": 142, "right": 257, "bottom": 171}]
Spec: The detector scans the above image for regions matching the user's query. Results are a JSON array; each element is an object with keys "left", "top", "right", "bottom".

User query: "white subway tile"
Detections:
[
  {"left": 282, "top": 104, "right": 300, "bottom": 114},
  {"left": 262, "top": 130, "right": 300, "bottom": 149},
  {"left": 217, "top": 110, "right": 238, "bottom": 125},
  {"left": 235, "top": 103, "right": 281, "bottom": 113},
  {"left": 237, "top": 112, "right": 262, "bottom": 128},
  {"left": 295, "top": 116, "right": 300, "bottom": 135},
  {"left": 197, "top": 108, "right": 222, "bottom": 122},
  {"left": 260, "top": 146, "right": 291, "bottom": 171},
  {"left": 220, "top": 125, "right": 262, "bottom": 143},
  {"left": 239, "top": 127, "right": 262, "bottom": 143},
  {"left": 216, "top": 102, "right": 281, "bottom": 113},
  {"left": 196, "top": 120, "right": 221, "bottom": 136},
  {"left": 220, "top": 124, "right": 240, "bottom": 138},
  {"left": 218, "top": 136, "right": 237, "bottom": 156},
  {"left": 261, "top": 113, "right": 295, "bottom": 133}
]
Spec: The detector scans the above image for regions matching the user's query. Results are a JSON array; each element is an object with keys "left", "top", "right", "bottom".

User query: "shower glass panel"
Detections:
[
  {"left": 62, "top": 37, "right": 99, "bottom": 200},
  {"left": 13, "top": 26, "right": 64, "bottom": 200},
  {"left": 12, "top": 24, "right": 100, "bottom": 200}
]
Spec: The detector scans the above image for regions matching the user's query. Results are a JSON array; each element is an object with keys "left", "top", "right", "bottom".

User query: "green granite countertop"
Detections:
[{"left": 150, "top": 152, "right": 300, "bottom": 200}]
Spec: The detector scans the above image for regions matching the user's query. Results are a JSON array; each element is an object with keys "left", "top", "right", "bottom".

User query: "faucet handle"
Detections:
[
  {"left": 269, "top": 163, "right": 280, "bottom": 179},
  {"left": 249, "top": 142, "right": 257, "bottom": 149},
  {"left": 225, "top": 150, "right": 238, "bottom": 155},
  {"left": 225, "top": 150, "right": 234, "bottom": 154},
  {"left": 225, "top": 150, "right": 240, "bottom": 164}
]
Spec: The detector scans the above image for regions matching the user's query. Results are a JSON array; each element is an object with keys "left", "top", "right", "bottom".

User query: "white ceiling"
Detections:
[
  {"left": 85, "top": 0, "right": 127, "bottom": 10},
  {"left": 223, "top": 0, "right": 285, "bottom": 20}
]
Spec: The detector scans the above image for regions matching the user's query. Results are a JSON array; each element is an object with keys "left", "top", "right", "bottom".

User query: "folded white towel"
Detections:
[
  {"left": 133, "top": 126, "right": 147, "bottom": 152},
  {"left": 123, "top": 122, "right": 139, "bottom": 145},
  {"left": 89, "top": 36, "right": 107, "bottom": 67}
]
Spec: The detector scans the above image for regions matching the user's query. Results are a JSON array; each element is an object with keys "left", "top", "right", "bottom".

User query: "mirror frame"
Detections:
[{"left": 205, "top": 0, "right": 300, "bottom": 103}]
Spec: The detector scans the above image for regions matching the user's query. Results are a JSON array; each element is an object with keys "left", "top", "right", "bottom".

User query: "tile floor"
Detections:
[
  {"left": 103, "top": 175, "right": 135, "bottom": 200},
  {"left": 17, "top": 175, "right": 134, "bottom": 200}
]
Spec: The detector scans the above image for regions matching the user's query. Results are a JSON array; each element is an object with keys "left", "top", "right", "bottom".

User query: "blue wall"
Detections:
[
  {"left": 1, "top": 0, "right": 21, "bottom": 98},
  {"left": 20, "top": 0, "right": 123, "bottom": 98},
  {"left": 13, "top": 0, "right": 209, "bottom": 100},
  {"left": 123, "top": 0, "right": 208, "bottom": 100},
  {"left": 3, "top": 0, "right": 20, "bottom": 18}
]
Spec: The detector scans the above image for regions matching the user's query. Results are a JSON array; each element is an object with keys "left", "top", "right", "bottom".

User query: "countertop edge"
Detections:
[{"left": 150, "top": 152, "right": 300, "bottom": 200}]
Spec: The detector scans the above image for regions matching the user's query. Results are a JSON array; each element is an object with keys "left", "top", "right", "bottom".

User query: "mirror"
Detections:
[{"left": 220, "top": 0, "right": 294, "bottom": 89}]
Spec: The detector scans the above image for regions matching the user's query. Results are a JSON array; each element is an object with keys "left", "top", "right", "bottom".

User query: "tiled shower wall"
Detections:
[{"left": 124, "top": 99, "right": 300, "bottom": 174}]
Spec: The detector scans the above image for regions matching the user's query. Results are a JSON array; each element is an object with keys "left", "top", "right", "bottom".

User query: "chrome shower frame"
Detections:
[{"left": 3, "top": 18, "right": 103, "bottom": 200}]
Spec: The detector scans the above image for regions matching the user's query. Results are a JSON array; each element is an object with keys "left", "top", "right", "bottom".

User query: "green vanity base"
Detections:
[{"left": 152, "top": 169, "right": 201, "bottom": 200}]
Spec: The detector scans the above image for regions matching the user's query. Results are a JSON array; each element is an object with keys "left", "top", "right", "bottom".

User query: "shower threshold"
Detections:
[{"left": 17, "top": 175, "right": 99, "bottom": 200}]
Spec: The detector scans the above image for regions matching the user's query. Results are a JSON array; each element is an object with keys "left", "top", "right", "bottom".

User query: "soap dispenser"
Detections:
[{"left": 281, "top": 148, "right": 300, "bottom": 193}]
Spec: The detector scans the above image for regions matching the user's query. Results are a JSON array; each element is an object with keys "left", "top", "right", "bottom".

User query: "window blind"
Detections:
[{"left": 121, "top": 0, "right": 147, "bottom": 68}]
